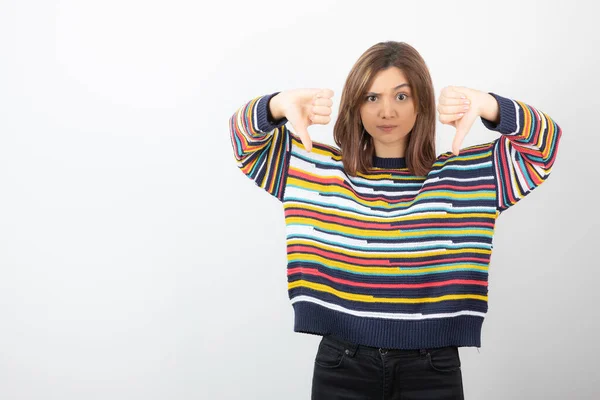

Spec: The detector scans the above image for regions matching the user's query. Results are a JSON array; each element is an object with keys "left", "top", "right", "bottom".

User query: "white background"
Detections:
[{"left": 1, "top": 0, "right": 598, "bottom": 399}]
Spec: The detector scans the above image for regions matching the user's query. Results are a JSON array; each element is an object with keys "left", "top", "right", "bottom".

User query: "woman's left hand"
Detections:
[{"left": 437, "top": 86, "right": 496, "bottom": 156}]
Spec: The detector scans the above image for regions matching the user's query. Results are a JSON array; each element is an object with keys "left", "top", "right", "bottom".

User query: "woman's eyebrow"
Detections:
[{"left": 366, "top": 83, "right": 411, "bottom": 96}]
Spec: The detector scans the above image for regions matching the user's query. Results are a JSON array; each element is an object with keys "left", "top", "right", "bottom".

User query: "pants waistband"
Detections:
[{"left": 323, "top": 334, "right": 442, "bottom": 357}]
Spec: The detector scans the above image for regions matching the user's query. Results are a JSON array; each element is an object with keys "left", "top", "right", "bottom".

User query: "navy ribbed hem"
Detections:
[
  {"left": 481, "top": 92, "right": 518, "bottom": 135},
  {"left": 256, "top": 92, "right": 288, "bottom": 133},
  {"left": 292, "top": 301, "right": 483, "bottom": 349}
]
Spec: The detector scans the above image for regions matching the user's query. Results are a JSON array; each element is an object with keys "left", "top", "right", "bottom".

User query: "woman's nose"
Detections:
[{"left": 380, "top": 101, "right": 396, "bottom": 118}]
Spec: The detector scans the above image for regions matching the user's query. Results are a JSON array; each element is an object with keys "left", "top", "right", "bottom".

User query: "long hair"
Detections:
[{"left": 333, "top": 41, "right": 436, "bottom": 177}]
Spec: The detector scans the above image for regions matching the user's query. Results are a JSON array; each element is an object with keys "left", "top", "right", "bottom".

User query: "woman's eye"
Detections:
[{"left": 366, "top": 94, "right": 408, "bottom": 102}]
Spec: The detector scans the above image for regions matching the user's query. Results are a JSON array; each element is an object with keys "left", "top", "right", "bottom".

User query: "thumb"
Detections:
[
  {"left": 286, "top": 106, "right": 313, "bottom": 152},
  {"left": 451, "top": 112, "right": 476, "bottom": 156},
  {"left": 290, "top": 121, "right": 312, "bottom": 152},
  {"left": 452, "top": 127, "right": 466, "bottom": 156}
]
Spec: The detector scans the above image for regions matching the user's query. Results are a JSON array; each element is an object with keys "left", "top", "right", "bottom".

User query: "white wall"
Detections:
[{"left": 1, "top": 0, "right": 598, "bottom": 399}]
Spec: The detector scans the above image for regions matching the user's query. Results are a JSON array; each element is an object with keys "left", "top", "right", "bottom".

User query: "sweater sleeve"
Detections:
[
  {"left": 482, "top": 93, "right": 562, "bottom": 213},
  {"left": 229, "top": 92, "right": 292, "bottom": 201}
]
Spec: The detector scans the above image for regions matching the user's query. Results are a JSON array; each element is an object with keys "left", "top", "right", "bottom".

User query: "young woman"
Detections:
[{"left": 229, "top": 41, "right": 561, "bottom": 399}]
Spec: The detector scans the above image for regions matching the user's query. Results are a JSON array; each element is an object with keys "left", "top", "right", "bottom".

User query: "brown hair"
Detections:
[{"left": 333, "top": 41, "right": 436, "bottom": 177}]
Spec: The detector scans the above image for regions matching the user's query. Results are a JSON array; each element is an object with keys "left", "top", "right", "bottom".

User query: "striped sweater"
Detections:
[{"left": 229, "top": 91, "right": 562, "bottom": 349}]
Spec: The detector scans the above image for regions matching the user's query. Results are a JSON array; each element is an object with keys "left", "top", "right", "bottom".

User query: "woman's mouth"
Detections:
[{"left": 377, "top": 125, "right": 397, "bottom": 132}]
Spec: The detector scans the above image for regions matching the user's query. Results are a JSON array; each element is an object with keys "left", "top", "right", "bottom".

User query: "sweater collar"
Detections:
[{"left": 372, "top": 155, "right": 407, "bottom": 169}]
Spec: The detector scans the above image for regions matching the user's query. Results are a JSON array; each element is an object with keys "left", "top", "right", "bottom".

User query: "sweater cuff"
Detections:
[
  {"left": 480, "top": 92, "right": 518, "bottom": 135},
  {"left": 256, "top": 92, "right": 288, "bottom": 133}
]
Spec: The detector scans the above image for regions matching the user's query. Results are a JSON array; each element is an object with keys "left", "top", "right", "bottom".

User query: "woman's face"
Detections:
[{"left": 359, "top": 67, "right": 418, "bottom": 157}]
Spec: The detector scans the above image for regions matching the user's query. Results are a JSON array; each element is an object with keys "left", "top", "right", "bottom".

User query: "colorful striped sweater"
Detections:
[{"left": 229, "top": 91, "right": 562, "bottom": 349}]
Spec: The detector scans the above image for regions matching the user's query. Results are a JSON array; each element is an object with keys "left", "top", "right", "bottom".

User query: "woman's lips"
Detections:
[{"left": 377, "top": 125, "right": 397, "bottom": 132}]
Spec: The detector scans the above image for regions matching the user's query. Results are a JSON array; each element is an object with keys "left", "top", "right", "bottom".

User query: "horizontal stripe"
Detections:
[
  {"left": 290, "top": 295, "right": 486, "bottom": 319},
  {"left": 284, "top": 202, "right": 496, "bottom": 221},
  {"left": 289, "top": 280, "right": 488, "bottom": 303},
  {"left": 287, "top": 254, "right": 489, "bottom": 275},
  {"left": 288, "top": 267, "right": 488, "bottom": 289},
  {"left": 285, "top": 209, "right": 495, "bottom": 230},
  {"left": 287, "top": 235, "right": 492, "bottom": 253},
  {"left": 287, "top": 243, "right": 491, "bottom": 262}
]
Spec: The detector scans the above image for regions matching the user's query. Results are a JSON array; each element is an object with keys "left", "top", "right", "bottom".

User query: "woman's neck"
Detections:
[{"left": 372, "top": 139, "right": 407, "bottom": 158}]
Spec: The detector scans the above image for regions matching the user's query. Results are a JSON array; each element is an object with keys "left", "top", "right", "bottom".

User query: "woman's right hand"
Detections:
[{"left": 270, "top": 88, "right": 335, "bottom": 152}]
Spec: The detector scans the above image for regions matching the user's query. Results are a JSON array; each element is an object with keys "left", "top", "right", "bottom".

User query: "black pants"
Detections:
[{"left": 311, "top": 334, "right": 464, "bottom": 400}]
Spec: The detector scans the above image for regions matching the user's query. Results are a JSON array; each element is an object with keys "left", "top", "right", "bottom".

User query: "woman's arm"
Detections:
[
  {"left": 229, "top": 92, "right": 292, "bottom": 201},
  {"left": 481, "top": 93, "right": 563, "bottom": 212}
]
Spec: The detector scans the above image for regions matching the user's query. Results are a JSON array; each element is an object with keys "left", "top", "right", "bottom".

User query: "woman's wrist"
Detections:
[
  {"left": 269, "top": 93, "right": 286, "bottom": 120},
  {"left": 478, "top": 92, "right": 500, "bottom": 124}
]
